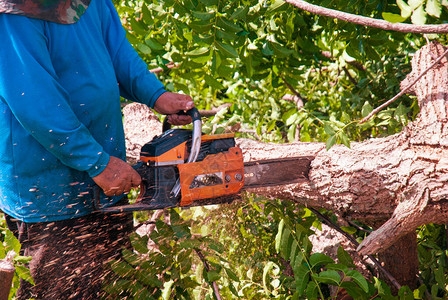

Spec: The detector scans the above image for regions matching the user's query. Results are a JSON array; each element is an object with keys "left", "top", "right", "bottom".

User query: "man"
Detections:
[{"left": 0, "top": 0, "right": 191, "bottom": 298}]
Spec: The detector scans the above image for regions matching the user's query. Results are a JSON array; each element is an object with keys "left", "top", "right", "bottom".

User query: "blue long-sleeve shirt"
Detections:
[{"left": 0, "top": 0, "right": 166, "bottom": 222}]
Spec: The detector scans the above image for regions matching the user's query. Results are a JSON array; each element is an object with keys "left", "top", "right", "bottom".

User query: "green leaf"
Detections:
[
  {"left": 280, "top": 226, "right": 292, "bottom": 259},
  {"left": 324, "top": 123, "right": 336, "bottom": 135},
  {"left": 207, "top": 270, "right": 221, "bottom": 282},
  {"left": 289, "top": 239, "right": 298, "bottom": 266},
  {"left": 426, "top": 0, "right": 442, "bottom": 17},
  {"left": 294, "top": 263, "right": 310, "bottom": 296},
  {"left": 361, "top": 101, "right": 373, "bottom": 118},
  {"left": 0, "top": 243, "right": 5, "bottom": 259},
  {"left": 340, "top": 281, "right": 366, "bottom": 298},
  {"left": 136, "top": 269, "right": 163, "bottom": 287},
  {"left": 269, "top": 42, "right": 294, "bottom": 58},
  {"left": 110, "top": 259, "right": 135, "bottom": 278},
  {"left": 397, "top": 0, "right": 412, "bottom": 18},
  {"left": 216, "top": 29, "right": 237, "bottom": 41},
  {"left": 339, "top": 132, "right": 351, "bottom": 148},
  {"left": 14, "top": 255, "right": 32, "bottom": 264},
  {"left": 16, "top": 265, "right": 34, "bottom": 285},
  {"left": 346, "top": 270, "right": 369, "bottom": 293},
  {"left": 129, "top": 19, "right": 147, "bottom": 36},
  {"left": 189, "top": 22, "right": 213, "bottom": 33},
  {"left": 217, "top": 17, "right": 243, "bottom": 33},
  {"left": 130, "top": 233, "right": 149, "bottom": 254},
  {"left": 192, "top": 11, "right": 215, "bottom": 21},
  {"left": 199, "top": 0, "right": 219, "bottom": 5},
  {"left": 103, "top": 279, "right": 132, "bottom": 295},
  {"left": 215, "top": 42, "right": 239, "bottom": 58},
  {"left": 145, "top": 38, "right": 164, "bottom": 51},
  {"left": 267, "top": 0, "right": 288, "bottom": 13},
  {"left": 287, "top": 125, "right": 296, "bottom": 143},
  {"left": 178, "top": 238, "right": 201, "bottom": 249},
  {"left": 225, "top": 267, "right": 240, "bottom": 282},
  {"left": 286, "top": 112, "right": 298, "bottom": 126},
  {"left": 411, "top": 4, "right": 427, "bottom": 25},
  {"left": 337, "top": 246, "right": 355, "bottom": 268},
  {"left": 5, "top": 230, "right": 20, "bottom": 254},
  {"left": 275, "top": 219, "right": 285, "bottom": 253},
  {"left": 326, "top": 134, "right": 337, "bottom": 151},
  {"left": 162, "top": 280, "right": 174, "bottom": 300},
  {"left": 267, "top": 119, "right": 276, "bottom": 133},
  {"left": 229, "top": 6, "right": 249, "bottom": 20},
  {"left": 409, "top": 0, "right": 424, "bottom": 9},
  {"left": 262, "top": 42, "right": 274, "bottom": 56},
  {"left": 263, "top": 261, "right": 274, "bottom": 292},
  {"left": 137, "top": 43, "right": 151, "bottom": 55},
  {"left": 121, "top": 248, "right": 140, "bottom": 266},
  {"left": 326, "top": 263, "right": 348, "bottom": 273},
  {"left": 312, "top": 270, "right": 341, "bottom": 286},
  {"left": 398, "top": 285, "right": 413, "bottom": 298},
  {"left": 309, "top": 253, "right": 334, "bottom": 269},
  {"left": 204, "top": 74, "right": 225, "bottom": 90},
  {"left": 305, "top": 281, "right": 319, "bottom": 299},
  {"left": 382, "top": 12, "right": 407, "bottom": 23}
]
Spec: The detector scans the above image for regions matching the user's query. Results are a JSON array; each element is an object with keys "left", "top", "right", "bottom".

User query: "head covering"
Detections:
[{"left": 0, "top": 0, "right": 91, "bottom": 24}]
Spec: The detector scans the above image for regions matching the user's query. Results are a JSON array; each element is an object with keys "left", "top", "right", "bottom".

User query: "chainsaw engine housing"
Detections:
[{"left": 137, "top": 128, "right": 245, "bottom": 208}]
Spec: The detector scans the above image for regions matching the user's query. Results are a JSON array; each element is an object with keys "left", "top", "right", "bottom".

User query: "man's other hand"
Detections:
[
  {"left": 92, "top": 156, "right": 141, "bottom": 196},
  {"left": 153, "top": 92, "right": 194, "bottom": 125}
]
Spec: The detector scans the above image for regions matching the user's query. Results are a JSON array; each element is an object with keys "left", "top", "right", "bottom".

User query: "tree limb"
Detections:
[
  {"left": 359, "top": 47, "right": 448, "bottom": 124},
  {"left": 284, "top": 0, "right": 448, "bottom": 33}
]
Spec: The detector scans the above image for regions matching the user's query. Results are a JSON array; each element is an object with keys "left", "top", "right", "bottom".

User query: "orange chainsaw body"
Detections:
[{"left": 138, "top": 131, "right": 244, "bottom": 207}]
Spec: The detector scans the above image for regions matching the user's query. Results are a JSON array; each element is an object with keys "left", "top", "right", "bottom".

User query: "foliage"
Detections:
[
  {"left": 104, "top": 196, "right": 448, "bottom": 299},
  {"left": 416, "top": 223, "right": 448, "bottom": 299},
  {"left": 115, "top": 0, "right": 427, "bottom": 147},
  {"left": 0, "top": 214, "right": 34, "bottom": 300},
  {"left": 383, "top": 0, "right": 448, "bottom": 24},
  {"left": 103, "top": 209, "right": 239, "bottom": 299}
]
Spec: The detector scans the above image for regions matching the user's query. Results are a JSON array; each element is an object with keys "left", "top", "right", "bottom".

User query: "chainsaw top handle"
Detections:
[
  {"left": 162, "top": 107, "right": 202, "bottom": 198},
  {"left": 161, "top": 107, "right": 202, "bottom": 163},
  {"left": 162, "top": 107, "right": 201, "bottom": 132}
]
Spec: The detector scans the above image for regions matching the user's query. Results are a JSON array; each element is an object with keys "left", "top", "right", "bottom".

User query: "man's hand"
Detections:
[
  {"left": 153, "top": 92, "right": 195, "bottom": 125},
  {"left": 92, "top": 156, "right": 141, "bottom": 196}
]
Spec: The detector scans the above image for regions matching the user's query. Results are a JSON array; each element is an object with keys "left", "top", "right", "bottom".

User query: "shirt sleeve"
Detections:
[
  {"left": 0, "top": 15, "right": 110, "bottom": 177},
  {"left": 102, "top": 0, "right": 166, "bottom": 108}
]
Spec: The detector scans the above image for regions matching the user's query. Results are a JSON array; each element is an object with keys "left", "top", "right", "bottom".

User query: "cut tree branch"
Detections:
[{"left": 284, "top": 0, "right": 448, "bottom": 33}]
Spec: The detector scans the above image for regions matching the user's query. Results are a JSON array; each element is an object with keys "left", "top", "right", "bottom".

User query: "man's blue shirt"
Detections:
[{"left": 0, "top": 0, "right": 165, "bottom": 222}]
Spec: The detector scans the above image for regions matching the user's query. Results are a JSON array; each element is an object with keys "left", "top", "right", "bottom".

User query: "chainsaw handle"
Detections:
[
  {"left": 162, "top": 107, "right": 202, "bottom": 198},
  {"left": 162, "top": 107, "right": 201, "bottom": 132}
]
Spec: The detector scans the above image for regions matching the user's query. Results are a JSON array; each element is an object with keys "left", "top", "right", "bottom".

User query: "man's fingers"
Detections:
[
  {"left": 104, "top": 187, "right": 122, "bottom": 196},
  {"left": 167, "top": 114, "right": 192, "bottom": 125},
  {"left": 131, "top": 170, "right": 142, "bottom": 187},
  {"left": 175, "top": 94, "right": 194, "bottom": 111},
  {"left": 153, "top": 92, "right": 195, "bottom": 115}
]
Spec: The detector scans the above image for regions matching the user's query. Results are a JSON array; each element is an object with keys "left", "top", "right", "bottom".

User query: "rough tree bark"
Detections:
[{"left": 123, "top": 42, "right": 448, "bottom": 289}]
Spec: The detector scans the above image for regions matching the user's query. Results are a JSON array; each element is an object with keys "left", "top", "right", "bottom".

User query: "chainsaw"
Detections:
[{"left": 95, "top": 108, "right": 310, "bottom": 213}]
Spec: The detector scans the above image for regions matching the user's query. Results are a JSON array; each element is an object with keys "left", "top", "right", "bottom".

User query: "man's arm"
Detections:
[
  {"left": 101, "top": 0, "right": 195, "bottom": 125},
  {"left": 0, "top": 15, "right": 109, "bottom": 178}
]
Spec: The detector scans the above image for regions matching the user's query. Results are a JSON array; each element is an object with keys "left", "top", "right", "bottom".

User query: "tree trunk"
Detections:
[
  {"left": 123, "top": 41, "right": 448, "bottom": 289},
  {"left": 0, "top": 256, "right": 15, "bottom": 300}
]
